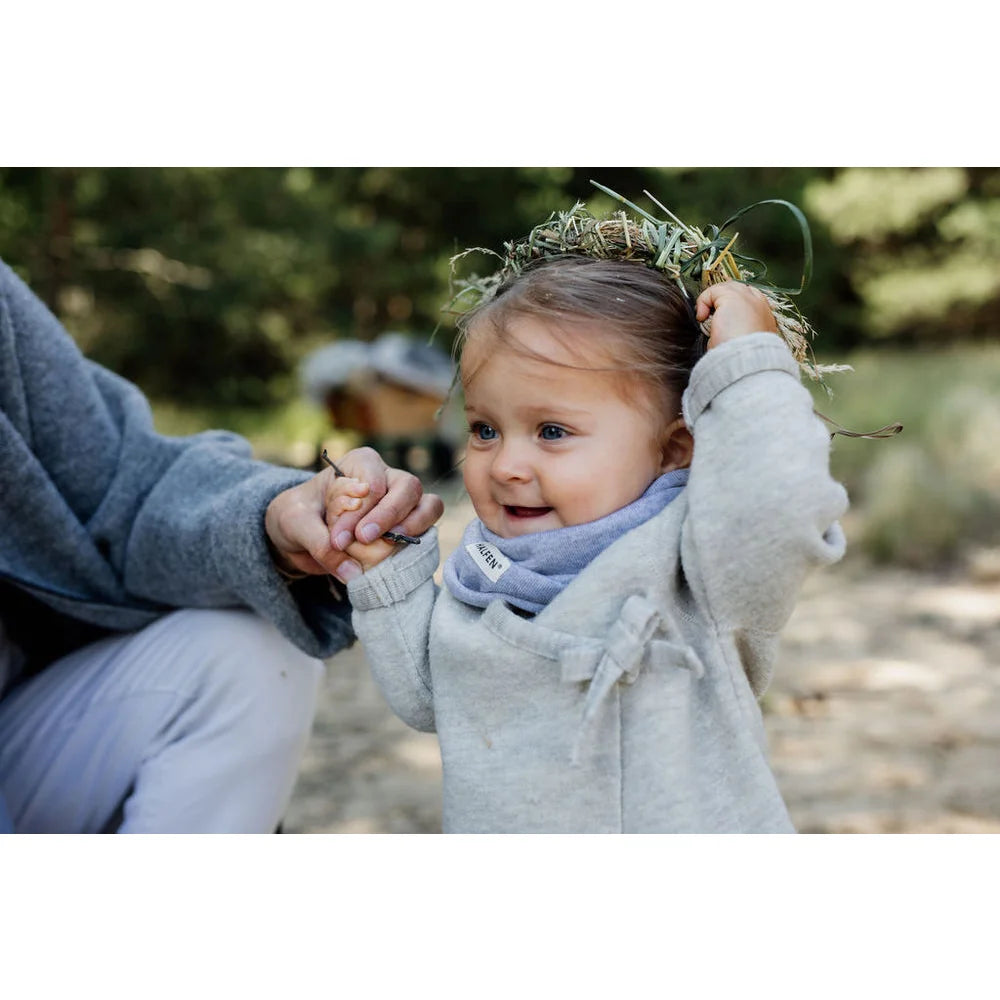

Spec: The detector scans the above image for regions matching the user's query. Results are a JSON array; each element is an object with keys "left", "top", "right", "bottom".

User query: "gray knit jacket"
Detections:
[
  {"left": 0, "top": 258, "right": 354, "bottom": 690},
  {"left": 347, "top": 333, "right": 848, "bottom": 833}
]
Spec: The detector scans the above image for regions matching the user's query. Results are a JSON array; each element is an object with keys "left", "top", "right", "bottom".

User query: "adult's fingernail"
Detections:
[
  {"left": 359, "top": 523, "right": 380, "bottom": 543},
  {"left": 334, "top": 560, "right": 362, "bottom": 583},
  {"left": 334, "top": 530, "right": 353, "bottom": 551}
]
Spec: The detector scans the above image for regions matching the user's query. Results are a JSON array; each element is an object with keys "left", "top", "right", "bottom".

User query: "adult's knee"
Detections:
[
  {"left": 142, "top": 609, "right": 325, "bottom": 747},
  {"left": 117, "top": 610, "right": 324, "bottom": 832}
]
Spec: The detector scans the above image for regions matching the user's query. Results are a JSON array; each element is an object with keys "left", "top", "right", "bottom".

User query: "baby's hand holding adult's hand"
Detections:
[
  {"left": 264, "top": 447, "right": 443, "bottom": 585},
  {"left": 696, "top": 282, "right": 778, "bottom": 349},
  {"left": 264, "top": 472, "right": 366, "bottom": 583},
  {"left": 325, "top": 447, "right": 443, "bottom": 551}
]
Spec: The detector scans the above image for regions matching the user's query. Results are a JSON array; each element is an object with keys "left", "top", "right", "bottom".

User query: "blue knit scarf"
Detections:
[{"left": 443, "top": 469, "right": 689, "bottom": 614}]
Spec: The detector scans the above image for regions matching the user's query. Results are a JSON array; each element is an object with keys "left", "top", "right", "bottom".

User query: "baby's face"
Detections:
[{"left": 461, "top": 316, "right": 675, "bottom": 538}]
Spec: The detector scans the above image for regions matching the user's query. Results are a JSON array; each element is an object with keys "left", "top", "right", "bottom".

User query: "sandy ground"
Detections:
[{"left": 283, "top": 497, "right": 1000, "bottom": 834}]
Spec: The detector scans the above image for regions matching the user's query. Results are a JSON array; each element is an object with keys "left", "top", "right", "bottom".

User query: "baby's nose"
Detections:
[{"left": 491, "top": 441, "right": 533, "bottom": 482}]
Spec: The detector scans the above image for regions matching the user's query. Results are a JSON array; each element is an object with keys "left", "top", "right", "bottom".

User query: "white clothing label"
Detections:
[{"left": 466, "top": 542, "right": 511, "bottom": 583}]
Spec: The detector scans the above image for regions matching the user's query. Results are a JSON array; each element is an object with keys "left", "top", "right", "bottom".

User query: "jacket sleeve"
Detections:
[
  {"left": 678, "top": 332, "right": 848, "bottom": 636},
  {"left": 346, "top": 528, "right": 441, "bottom": 732},
  {"left": 0, "top": 259, "right": 353, "bottom": 658}
]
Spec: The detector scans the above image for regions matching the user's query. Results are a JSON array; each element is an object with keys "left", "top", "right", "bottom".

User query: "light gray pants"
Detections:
[{"left": 0, "top": 609, "right": 324, "bottom": 833}]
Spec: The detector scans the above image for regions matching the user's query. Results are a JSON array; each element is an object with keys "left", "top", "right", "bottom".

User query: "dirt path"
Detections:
[
  {"left": 284, "top": 500, "right": 1000, "bottom": 834},
  {"left": 765, "top": 560, "right": 1000, "bottom": 832}
]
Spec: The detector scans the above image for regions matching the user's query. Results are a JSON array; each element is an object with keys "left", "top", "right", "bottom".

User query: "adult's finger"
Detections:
[
  {"left": 265, "top": 476, "right": 363, "bottom": 582},
  {"left": 381, "top": 490, "right": 445, "bottom": 539},
  {"left": 350, "top": 466, "right": 433, "bottom": 544}
]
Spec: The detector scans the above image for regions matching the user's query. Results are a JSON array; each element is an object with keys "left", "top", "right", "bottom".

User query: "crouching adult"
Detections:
[{"left": 0, "top": 259, "right": 442, "bottom": 833}]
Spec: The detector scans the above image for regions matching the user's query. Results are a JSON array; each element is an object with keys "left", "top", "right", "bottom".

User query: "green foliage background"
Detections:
[
  {"left": 2, "top": 167, "right": 998, "bottom": 566},
  {"left": 4, "top": 167, "right": 998, "bottom": 405}
]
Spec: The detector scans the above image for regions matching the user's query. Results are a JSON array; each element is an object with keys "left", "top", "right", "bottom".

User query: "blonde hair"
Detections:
[{"left": 457, "top": 256, "right": 705, "bottom": 426}]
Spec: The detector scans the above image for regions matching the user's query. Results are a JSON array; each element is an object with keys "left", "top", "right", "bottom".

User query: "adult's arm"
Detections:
[{"left": 0, "top": 259, "right": 442, "bottom": 657}]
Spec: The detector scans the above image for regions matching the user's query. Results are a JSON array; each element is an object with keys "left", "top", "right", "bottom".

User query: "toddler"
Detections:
[{"left": 333, "top": 237, "right": 848, "bottom": 833}]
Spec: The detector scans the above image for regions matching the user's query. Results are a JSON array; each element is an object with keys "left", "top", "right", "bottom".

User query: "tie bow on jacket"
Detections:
[{"left": 559, "top": 594, "right": 705, "bottom": 762}]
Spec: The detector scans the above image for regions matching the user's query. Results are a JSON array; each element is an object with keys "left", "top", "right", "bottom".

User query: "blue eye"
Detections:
[
  {"left": 471, "top": 422, "right": 497, "bottom": 441},
  {"left": 540, "top": 424, "right": 566, "bottom": 441}
]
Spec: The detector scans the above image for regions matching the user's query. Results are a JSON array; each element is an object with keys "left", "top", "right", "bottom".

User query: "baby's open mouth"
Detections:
[{"left": 504, "top": 505, "right": 553, "bottom": 519}]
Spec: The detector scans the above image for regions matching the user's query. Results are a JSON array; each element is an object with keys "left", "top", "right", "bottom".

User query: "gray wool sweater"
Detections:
[
  {"left": 0, "top": 258, "right": 354, "bottom": 692},
  {"left": 348, "top": 332, "right": 849, "bottom": 833}
]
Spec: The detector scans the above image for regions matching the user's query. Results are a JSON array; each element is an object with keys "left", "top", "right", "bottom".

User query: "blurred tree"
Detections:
[
  {"left": 803, "top": 167, "right": 1000, "bottom": 342},
  {"left": 0, "top": 167, "right": 995, "bottom": 409}
]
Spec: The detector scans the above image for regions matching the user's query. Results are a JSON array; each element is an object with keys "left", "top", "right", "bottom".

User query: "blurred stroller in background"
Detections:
[{"left": 300, "top": 332, "right": 459, "bottom": 483}]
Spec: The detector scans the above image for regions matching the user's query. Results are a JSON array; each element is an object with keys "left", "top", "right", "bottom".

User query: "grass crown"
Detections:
[{"left": 448, "top": 180, "right": 854, "bottom": 387}]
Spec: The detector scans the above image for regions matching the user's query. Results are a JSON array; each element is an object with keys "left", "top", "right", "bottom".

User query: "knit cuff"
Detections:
[
  {"left": 347, "top": 527, "right": 440, "bottom": 611},
  {"left": 682, "top": 332, "right": 800, "bottom": 428}
]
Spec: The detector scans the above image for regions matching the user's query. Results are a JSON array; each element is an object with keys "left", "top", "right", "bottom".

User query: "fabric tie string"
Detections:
[{"left": 560, "top": 595, "right": 705, "bottom": 764}]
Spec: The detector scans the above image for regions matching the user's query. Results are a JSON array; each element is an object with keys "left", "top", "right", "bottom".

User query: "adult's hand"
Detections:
[{"left": 264, "top": 447, "right": 443, "bottom": 584}]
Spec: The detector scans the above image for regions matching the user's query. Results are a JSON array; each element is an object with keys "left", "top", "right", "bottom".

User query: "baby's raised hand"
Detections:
[{"left": 695, "top": 282, "right": 778, "bottom": 350}]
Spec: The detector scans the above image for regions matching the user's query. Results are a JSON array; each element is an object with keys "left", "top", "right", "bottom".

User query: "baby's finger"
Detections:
[
  {"left": 327, "top": 478, "right": 374, "bottom": 550},
  {"left": 695, "top": 284, "right": 730, "bottom": 321},
  {"left": 331, "top": 478, "right": 370, "bottom": 515},
  {"left": 335, "top": 447, "right": 390, "bottom": 504}
]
